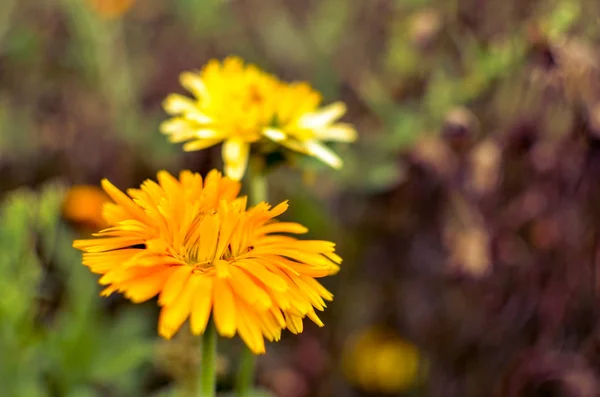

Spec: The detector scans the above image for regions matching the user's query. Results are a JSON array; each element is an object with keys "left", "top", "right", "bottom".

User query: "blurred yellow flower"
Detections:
[
  {"left": 62, "top": 185, "right": 110, "bottom": 231},
  {"left": 86, "top": 0, "right": 135, "bottom": 19},
  {"left": 160, "top": 56, "right": 356, "bottom": 180},
  {"left": 264, "top": 82, "right": 356, "bottom": 171},
  {"left": 343, "top": 326, "right": 423, "bottom": 393},
  {"left": 73, "top": 170, "right": 340, "bottom": 354}
]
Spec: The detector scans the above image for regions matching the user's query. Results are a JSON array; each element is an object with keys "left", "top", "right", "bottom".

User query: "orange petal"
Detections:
[
  {"left": 158, "top": 265, "right": 191, "bottom": 306},
  {"left": 213, "top": 278, "right": 236, "bottom": 337},
  {"left": 190, "top": 275, "right": 214, "bottom": 335},
  {"left": 101, "top": 179, "right": 149, "bottom": 223},
  {"left": 158, "top": 274, "right": 201, "bottom": 339}
]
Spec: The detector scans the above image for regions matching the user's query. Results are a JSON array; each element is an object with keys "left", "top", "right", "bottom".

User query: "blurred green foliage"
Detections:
[{"left": 0, "top": 184, "right": 152, "bottom": 396}]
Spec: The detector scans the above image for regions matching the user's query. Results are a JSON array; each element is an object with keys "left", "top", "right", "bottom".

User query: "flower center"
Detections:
[
  {"left": 177, "top": 242, "right": 250, "bottom": 270},
  {"left": 248, "top": 85, "right": 264, "bottom": 104}
]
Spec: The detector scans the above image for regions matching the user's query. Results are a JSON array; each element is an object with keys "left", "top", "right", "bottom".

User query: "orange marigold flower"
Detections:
[
  {"left": 62, "top": 185, "right": 111, "bottom": 230},
  {"left": 87, "top": 0, "right": 135, "bottom": 19},
  {"left": 73, "top": 170, "right": 340, "bottom": 354}
]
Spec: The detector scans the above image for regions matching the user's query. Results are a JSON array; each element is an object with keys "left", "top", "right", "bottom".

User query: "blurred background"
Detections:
[{"left": 2, "top": 0, "right": 600, "bottom": 396}]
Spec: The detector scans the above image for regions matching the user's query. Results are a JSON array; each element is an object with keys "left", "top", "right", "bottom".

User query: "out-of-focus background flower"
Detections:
[{"left": 2, "top": 0, "right": 600, "bottom": 396}]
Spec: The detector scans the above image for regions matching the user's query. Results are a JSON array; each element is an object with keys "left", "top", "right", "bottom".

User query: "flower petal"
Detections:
[
  {"left": 303, "top": 140, "right": 343, "bottom": 169},
  {"left": 124, "top": 267, "right": 175, "bottom": 303},
  {"left": 222, "top": 138, "right": 250, "bottom": 181},
  {"left": 158, "top": 274, "right": 201, "bottom": 339},
  {"left": 158, "top": 266, "right": 192, "bottom": 306},
  {"left": 163, "top": 94, "right": 198, "bottom": 115},
  {"left": 297, "top": 102, "right": 347, "bottom": 129},
  {"left": 236, "top": 301, "right": 266, "bottom": 354},
  {"left": 183, "top": 139, "right": 221, "bottom": 152},
  {"left": 213, "top": 278, "right": 236, "bottom": 337},
  {"left": 314, "top": 123, "right": 357, "bottom": 142},
  {"left": 190, "top": 275, "right": 214, "bottom": 335},
  {"left": 101, "top": 179, "right": 149, "bottom": 223},
  {"left": 180, "top": 71, "right": 207, "bottom": 98},
  {"left": 262, "top": 127, "right": 287, "bottom": 142}
]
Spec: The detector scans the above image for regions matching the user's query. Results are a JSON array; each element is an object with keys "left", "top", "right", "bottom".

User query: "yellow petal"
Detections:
[
  {"left": 260, "top": 310, "right": 284, "bottom": 342},
  {"left": 184, "top": 110, "right": 213, "bottom": 124},
  {"left": 99, "top": 265, "right": 162, "bottom": 285},
  {"left": 173, "top": 128, "right": 222, "bottom": 144},
  {"left": 157, "top": 170, "right": 182, "bottom": 196},
  {"left": 306, "top": 308, "right": 325, "bottom": 327},
  {"left": 214, "top": 207, "right": 239, "bottom": 259},
  {"left": 297, "top": 102, "right": 346, "bottom": 129},
  {"left": 101, "top": 179, "right": 149, "bottom": 223},
  {"left": 73, "top": 236, "right": 143, "bottom": 253},
  {"left": 234, "top": 260, "right": 289, "bottom": 292},
  {"left": 269, "top": 307, "right": 287, "bottom": 329},
  {"left": 285, "top": 313, "right": 304, "bottom": 334},
  {"left": 163, "top": 94, "right": 197, "bottom": 115},
  {"left": 165, "top": 126, "right": 224, "bottom": 143},
  {"left": 82, "top": 249, "right": 140, "bottom": 273},
  {"left": 257, "top": 222, "right": 308, "bottom": 235},
  {"left": 236, "top": 302, "right": 266, "bottom": 354},
  {"left": 213, "top": 278, "right": 236, "bottom": 337},
  {"left": 290, "top": 276, "right": 326, "bottom": 310},
  {"left": 222, "top": 138, "right": 246, "bottom": 162},
  {"left": 190, "top": 275, "right": 214, "bottom": 335},
  {"left": 303, "top": 140, "right": 342, "bottom": 169},
  {"left": 267, "top": 201, "right": 289, "bottom": 218},
  {"left": 158, "top": 265, "right": 192, "bottom": 306},
  {"left": 222, "top": 138, "right": 250, "bottom": 181},
  {"left": 195, "top": 214, "right": 219, "bottom": 262},
  {"left": 158, "top": 274, "right": 201, "bottom": 339},
  {"left": 183, "top": 139, "right": 221, "bottom": 152},
  {"left": 229, "top": 266, "right": 272, "bottom": 310},
  {"left": 315, "top": 123, "right": 357, "bottom": 142},
  {"left": 159, "top": 117, "right": 193, "bottom": 136},
  {"left": 300, "top": 276, "right": 334, "bottom": 301},
  {"left": 180, "top": 71, "right": 207, "bottom": 98},
  {"left": 123, "top": 267, "right": 175, "bottom": 303},
  {"left": 102, "top": 202, "right": 129, "bottom": 224},
  {"left": 100, "top": 285, "right": 118, "bottom": 297},
  {"left": 262, "top": 127, "right": 287, "bottom": 142},
  {"left": 214, "top": 259, "right": 231, "bottom": 279},
  {"left": 326, "top": 252, "right": 343, "bottom": 264}
]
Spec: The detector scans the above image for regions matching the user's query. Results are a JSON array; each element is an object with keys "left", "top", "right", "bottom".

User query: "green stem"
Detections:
[
  {"left": 235, "top": 156, "right": 267, "bottom": 396},
  {"left": 199, "top": 320, "right": 217, "bottom": 397},
  {"left": 248, "top": 158, "right": 267, "bottom": 205},
  {"left": 235, "top": 348, "right": 257, "bottom": 397}
]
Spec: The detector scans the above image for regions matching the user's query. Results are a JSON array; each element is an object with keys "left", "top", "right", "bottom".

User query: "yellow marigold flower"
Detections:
[
  {"left": 160, "top": 56, "right": 356, "bottom": 180},
  {"left": 264, "top": 82, "right": 357, "bottom": 170},
  {"left": 73, "top": 170, "right": 340, "bottom": 354}
]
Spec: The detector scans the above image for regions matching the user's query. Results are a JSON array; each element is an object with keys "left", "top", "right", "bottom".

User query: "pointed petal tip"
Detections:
[
  {"left": 224, "top": 164, "right": 245, "bottom": 181},
  {"left": 158, "top": 120, "right": 175, "bottom": 135},
  {"left": 330, "top": 159, "right": 343, "bottom": 169},
  {"left": 100, "top": 178, "right": 112, "bottom": 190},
  {"left": 156, "top": 169, "right": 171, "bottom": 181},
  {"left": 179, "top": 71, "right": 196, "bottom": 84},
  {"left": 218, "top": 329, "right": 236, "bottom": 338},
  {"left": 158, "top": 328, "right": 175, "bottom": 340},
  {"left": 263, "top": 127, "right": 287, "bottom": 142}
]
